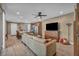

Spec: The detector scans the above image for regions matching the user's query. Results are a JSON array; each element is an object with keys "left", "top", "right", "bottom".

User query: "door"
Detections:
[
  {"left": 11, "top": 23, "right": 17, "bottom": 35},
  {"left": 74, "top": 4, "right": 79, "bottom": 56}
]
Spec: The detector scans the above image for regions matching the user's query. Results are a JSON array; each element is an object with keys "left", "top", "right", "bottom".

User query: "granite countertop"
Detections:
[
  {"left": 25, "top": 32, "right": 42, "bottom": 38},
  {"left": 22, "top": 32, "right": 45, "bottom": 43}
]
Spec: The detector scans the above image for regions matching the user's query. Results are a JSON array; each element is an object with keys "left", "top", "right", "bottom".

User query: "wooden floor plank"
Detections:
[{"left": 1, "top": 35, "right": 36, "bottom": 56}]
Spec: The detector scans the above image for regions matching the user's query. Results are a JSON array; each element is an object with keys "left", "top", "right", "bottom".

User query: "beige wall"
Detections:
[{"left": 42, "top": 13, "right": 74, "bottom": 44}]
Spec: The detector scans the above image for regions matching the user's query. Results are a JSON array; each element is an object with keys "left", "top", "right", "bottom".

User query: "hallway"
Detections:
[{"left": 1, "top": 35, "right": 36, "bottom": 56}]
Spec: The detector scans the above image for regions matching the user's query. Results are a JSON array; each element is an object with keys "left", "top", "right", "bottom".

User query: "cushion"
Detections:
[
  {"left": 59, "top": 37, "right": 69, "bottom": 45},
  {"left": 45, "top": 39, "right": 52, "bottom": 43}
]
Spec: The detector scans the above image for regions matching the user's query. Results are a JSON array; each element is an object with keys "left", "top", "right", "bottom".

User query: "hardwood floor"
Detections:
[{"left": 1, "top": 35, "right": 36, "bottom": 56}]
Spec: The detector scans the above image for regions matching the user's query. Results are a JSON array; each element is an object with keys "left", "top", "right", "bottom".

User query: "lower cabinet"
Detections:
[
  {"left": 56, "top": 43, "right": 74, "bottom": 56},
  {"left": 22, "top": 34, "right": 56, "bottom": 56},
  {"left": 22, "top": 34, "right": 46, "bottom": 56}
]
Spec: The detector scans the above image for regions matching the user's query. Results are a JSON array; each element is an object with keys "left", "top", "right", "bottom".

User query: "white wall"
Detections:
[
  {"left": 24, "top": 24, "right": 31, "bottom": 32},
  {"left": 0, "top": 8, "right": 3, "bottom": 50}
]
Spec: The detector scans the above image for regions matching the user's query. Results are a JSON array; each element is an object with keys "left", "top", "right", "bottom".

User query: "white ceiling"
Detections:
[{"left": 2, "top": 3, "right": 75, "bottom": 23}]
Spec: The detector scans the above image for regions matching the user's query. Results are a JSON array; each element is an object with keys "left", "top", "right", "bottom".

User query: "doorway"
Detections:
[
  {"left": 5, "top": 22, "right": 18, "bottom": 48},
  {"left": 11, "top": 23, "right": 17, "bottom": 35}
]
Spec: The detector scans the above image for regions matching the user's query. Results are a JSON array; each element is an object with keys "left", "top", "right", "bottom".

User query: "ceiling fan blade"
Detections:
[
  {"left": 32, "top": 11, "right": 47, "bottom": 19},
  {"left": 41, "top": 15, "right": 47, "bottom": 16},
  {"left": 34, "top": 15, "right": 39, "bottom": 18},
  {"left": 40, "top": 16, "right": 42, "bottom": 19},
  {"left": 32, "top": 14, "right": 37, "bottom": 15}
]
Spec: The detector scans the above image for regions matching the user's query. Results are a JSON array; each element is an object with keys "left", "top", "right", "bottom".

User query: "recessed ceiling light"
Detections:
[
  {"left": 16, "top": 11, "right": 20, "bottom": 15},
  {"left": 20, "top": 16, "right": 23, "bottom": 19},
  {"left": 59, "top": 11, "right": 63, "bottom": 15}
]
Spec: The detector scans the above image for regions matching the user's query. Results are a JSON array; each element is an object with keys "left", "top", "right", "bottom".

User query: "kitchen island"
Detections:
[{"left": 22, "top": 33, "right": 56, "bottom": 56}]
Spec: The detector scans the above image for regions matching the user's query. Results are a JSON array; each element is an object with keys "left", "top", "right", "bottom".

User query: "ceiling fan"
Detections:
[{"left": 32, "top": 12, "right": 47, "bottom": 18}]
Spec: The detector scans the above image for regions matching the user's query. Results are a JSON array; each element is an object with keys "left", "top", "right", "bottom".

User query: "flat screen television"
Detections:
[{"left": 46, "top": 22, "right": 58, "bottom": 31}]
